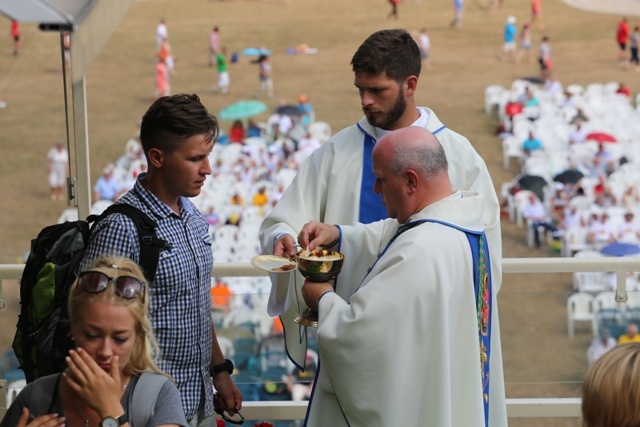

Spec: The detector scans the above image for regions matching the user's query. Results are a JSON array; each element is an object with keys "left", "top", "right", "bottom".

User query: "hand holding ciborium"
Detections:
[
  {"left": 251, "top": 222, "right": 344, "bottom": 327},
  {"left": 250, "top": 248, "right": 344, "bottom": 327},
  {"left": 295, "top": 249, "right": 345, "bottom": 327},
  {"left": 295, "top": 221, "right": 345, "bottom": 327}
]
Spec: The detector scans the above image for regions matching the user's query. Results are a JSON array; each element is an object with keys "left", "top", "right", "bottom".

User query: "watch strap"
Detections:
[{"left": 210, "top": 358, "right": 234, "bottom": 376}]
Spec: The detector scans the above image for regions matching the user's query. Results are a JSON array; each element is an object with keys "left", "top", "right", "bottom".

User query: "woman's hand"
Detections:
[
  {"left": 63, "top": 348, "right": 125, "bottom": 419},
  {"left": 16, "top": 408, "right": 65, "bottom": 427}
]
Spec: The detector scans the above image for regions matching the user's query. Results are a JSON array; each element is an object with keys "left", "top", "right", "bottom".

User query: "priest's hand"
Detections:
[
  {"left": 274, "top": 234, "right": 297, "bottom": 258},
  {"left": 302, "top": 279, "right": 333, "bottom": 311},
  {"left": 299, "top": 221, "right": 339, "bottom": 251}
]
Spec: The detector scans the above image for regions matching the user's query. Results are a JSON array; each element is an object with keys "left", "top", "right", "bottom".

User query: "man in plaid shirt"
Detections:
[{"left": 82, "top": 94, "right": 242, "bottom": 426}]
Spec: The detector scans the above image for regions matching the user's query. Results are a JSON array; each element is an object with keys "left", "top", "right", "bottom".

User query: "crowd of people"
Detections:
[
  {"left": 494, "top": 76, "right": 640, "bottom": 256},
  {"left": 491, "top": 72, "right": 640, "bottom": 378},
  {"left": 6, "top": 4, "right": 640, "bottom": 424}
]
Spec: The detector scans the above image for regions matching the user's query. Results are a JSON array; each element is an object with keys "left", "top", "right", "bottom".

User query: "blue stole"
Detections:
[
  {"left": 359, "top": 218, "right": 493, "bottom": 427},
  {"left": 357, "top": 124, "right": 447, "bottom": 224}
]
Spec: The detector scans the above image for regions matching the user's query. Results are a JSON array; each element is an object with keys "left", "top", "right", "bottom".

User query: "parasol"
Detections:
[
  {"left": 505, "top": 102, "right": 523, "bottom": 118},
  {"left": 521, "top": 76, "right": 545, "bottom": 85},
  {"left": 517, "top": 174, "right": 548, "bottom": 201},
  {"left": 600, "top": 242, "right": 640, "bottom": 257},
  {"left": 586, "top": 132, "right": 617, "bottom": 143},
  {"left": 219, "top": 100, "right": 268, "bottom": 121},
  {"left": 553, "top": 169, "right": 584, "bottom": 185},
  {"left": 275, "top": 104, "right": 303, "bottom": 117},
  {"left": 242, "top": 47, "right": 271, "bottom": 56}
]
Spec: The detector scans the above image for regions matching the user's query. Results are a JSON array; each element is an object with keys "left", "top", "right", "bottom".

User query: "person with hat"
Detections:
[
  {"left": 297, "top": 94, "right": 315, "bottom": 129},
  {"left": 500, "top": 16, "right": 518, "bottom": 62}
]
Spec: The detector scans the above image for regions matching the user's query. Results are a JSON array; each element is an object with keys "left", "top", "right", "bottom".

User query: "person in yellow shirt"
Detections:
[
  {"left": 618, "top": 323, "right": 640, "bottom": 344},
  {"left": 252, "top": 186, "right": 269, "bottom": 207}
]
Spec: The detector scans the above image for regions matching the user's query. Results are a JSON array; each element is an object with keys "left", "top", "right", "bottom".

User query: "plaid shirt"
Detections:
[{"left": 82, "top": 175, "right": 214, "bottom": 421}]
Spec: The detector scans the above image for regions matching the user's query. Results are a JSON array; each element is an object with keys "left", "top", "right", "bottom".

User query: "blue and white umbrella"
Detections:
[
  {"left": 600, "top": 242, "right": 640, "bottom": 257},
  {"left": 219, "top": 100, "right": 268, "bottom": 121},
  {"left": 242, "top": 47, "right": 271, "bottom": 56}
]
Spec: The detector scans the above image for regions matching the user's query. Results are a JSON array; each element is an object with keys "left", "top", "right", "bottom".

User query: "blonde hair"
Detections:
[
  {"left": 68, "top": 256, "right": 167, "bottom": 378},
  {"left": 582, "top": 343, "right": 640, "bottom": 427}
]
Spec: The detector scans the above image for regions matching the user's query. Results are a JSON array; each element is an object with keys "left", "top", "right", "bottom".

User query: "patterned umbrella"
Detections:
[{"left": 219, "top": 100, "right": 268, "bottom": 121}]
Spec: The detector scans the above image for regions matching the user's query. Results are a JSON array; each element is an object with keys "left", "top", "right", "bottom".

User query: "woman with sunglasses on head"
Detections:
[{"left": 1, "top": 256, "right": 188, "bottom": 427}]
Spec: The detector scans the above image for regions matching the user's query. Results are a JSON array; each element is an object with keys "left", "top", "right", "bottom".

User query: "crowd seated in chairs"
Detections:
[
  {"left": 489, "top": 79, "right": 640, "bottom": 374},
  {"left": 494, "top": 78, "right": 640, "bottom": 255}
]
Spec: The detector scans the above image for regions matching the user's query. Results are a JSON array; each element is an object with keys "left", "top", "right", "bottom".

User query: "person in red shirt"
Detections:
[
  {"left": 616, "top": 82, "right": 631, "bottom": 97},
  {"left": 530, "top": 0, "right": 543, "bottom": 31},
  {"left": 387, "top": 0, "right": 399, "bottom": 20},
  {"left": 228, "top": 120, "right": 245, "bottom": 143},
  {"left": 617, "top": 17, "right": 630, "bottom": 66},
  {"left": 10, "top": 20, "right": 19, "bottom": 56}
]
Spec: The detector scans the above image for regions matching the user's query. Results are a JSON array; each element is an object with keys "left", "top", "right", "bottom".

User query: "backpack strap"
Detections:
[
  {"left": 128, "top": 372, "right": 170, "bottom": 426},
  {"left": 22, "top": 374, "right": 61, "bottom": 415},
  {"left": 88, "top": 204, "right": 169, "bottom": 283}
]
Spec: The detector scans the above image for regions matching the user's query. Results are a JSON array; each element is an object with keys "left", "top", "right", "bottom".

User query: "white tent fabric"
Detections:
[
  {"left": 560, "top": 0, "right": 640, "bottom": 16},
  {"left": 0, "top": 0, "right": 134, "bottom": 218}
]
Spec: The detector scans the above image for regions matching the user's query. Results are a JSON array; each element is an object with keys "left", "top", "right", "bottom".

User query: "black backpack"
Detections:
[{"left": 12, "top": 203, "right": 167, "bottom": 383}]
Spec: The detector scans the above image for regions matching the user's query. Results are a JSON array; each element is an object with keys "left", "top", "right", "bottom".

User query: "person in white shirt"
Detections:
[
  {"left": 521, "top": 193, "right": 557, "bottom": 248},
  {"left": 617, "top": 212, "right": 640, "bottom": 244},
  {"left": 587, "top": 212, "right": 617, "bottom": 245},
  {"left": 587, "top": 329, "right": 617, "bottom": 366},
  {"left": 417, "top": 28, "right": 431, "bottom": 70},
  {"left": 156, "top": 18, "right": 168, "bottom": 53}
]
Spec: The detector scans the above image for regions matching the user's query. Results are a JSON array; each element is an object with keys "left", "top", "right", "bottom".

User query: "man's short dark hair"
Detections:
[
  {"left": 140, "top": 93, "right": 218, "bottom": 154},
  {"left": 351, "top": 29, "right": 421, "bottom": 83}
]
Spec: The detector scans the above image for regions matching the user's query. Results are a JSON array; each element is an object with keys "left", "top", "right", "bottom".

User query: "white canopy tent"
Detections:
[
  {"left": 560, "top": 0, "right": 640, "bottom": 16},
  {"left": 0, "top": 0, "right": 134, "bottom": 218}
]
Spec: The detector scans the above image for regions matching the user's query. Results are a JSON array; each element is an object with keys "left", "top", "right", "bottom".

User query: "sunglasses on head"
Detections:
[{"left": 78, "top": 270, "right": 145, "bottom": 302}]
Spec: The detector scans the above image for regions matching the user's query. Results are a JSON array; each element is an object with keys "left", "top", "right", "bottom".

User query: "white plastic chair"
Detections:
[
  {"left": 565, "top": 84, "right": 585, "bottom": 97},
  {"left": 594, "top": 291, "right": 619, "bottom": 311},
  {"left": 485, "top": 84, "right": 505, "bottom": 115},
  {"left": 562, "top": 227, "right": 591, "bottom": 257},
  {"left": 90, "top": 200, "right": 113, "bottom": 216},
  {"left": 502, "top": 136, "right": 524, "bottom": 169},
  {"left": 567, "top": 292, "right": 595, "bottom": 338},
  {"left": 308, "top": 121, "right": 332, "bottom": 144},
  {"left": 574, "top": 271, "right": 608, "bottom": 294},
  {"left": 513, "top": 190, "right": 535, "bottom": 228},
  {"left": 625, "top": 291, "right": 640, "bottom": 308},
  {"left": 57, "top": 207, "right": 78, "bottom": 223}
]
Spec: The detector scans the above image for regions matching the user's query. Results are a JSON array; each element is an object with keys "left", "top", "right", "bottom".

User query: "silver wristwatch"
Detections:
[{"left": 100, "top": 414, "right": 127, "bottom": 427}]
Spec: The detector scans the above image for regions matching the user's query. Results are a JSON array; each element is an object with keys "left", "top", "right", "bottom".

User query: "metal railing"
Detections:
[{"left": 2, "top": 256, "right": 640, "bottom": 422}]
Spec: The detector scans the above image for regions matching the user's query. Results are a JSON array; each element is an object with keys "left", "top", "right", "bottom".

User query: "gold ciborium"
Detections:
[{"left": 294, "top": 249, "right": 345, "bottom": 327}]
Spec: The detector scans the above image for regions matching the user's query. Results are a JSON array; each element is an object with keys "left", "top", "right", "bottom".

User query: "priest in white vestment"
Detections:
[
  {"left": 258, "top": 29, "right": 507, "bottom": 427},
  {"left": 296, "top": 127, "right": 503, "bottom": 427}
]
